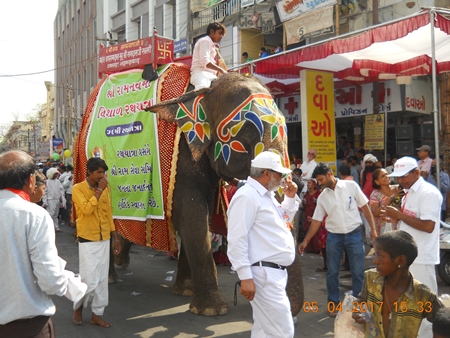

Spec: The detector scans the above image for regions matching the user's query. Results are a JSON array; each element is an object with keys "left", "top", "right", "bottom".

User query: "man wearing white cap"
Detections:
[
  {"left": 416, "top": 145, "right": 433, "bottom": 178},
  {"left": 227, "top": 151, "right": 298, "bottom": 338},
  {"left": 384, "top": 156, "right": 442, "bottom": 338},
  {"left": 43, "top": 167, "right": 66, "bottom": 232}
]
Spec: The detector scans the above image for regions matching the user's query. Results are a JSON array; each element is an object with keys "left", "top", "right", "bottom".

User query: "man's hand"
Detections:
[
  {"left": 380, "top": 205, "right": 401, "bottom": 222},
  {"left": 240, "top": 279, "right": 256, "bottom": 301},
  {"left": 98, "top": 177, "right": 108, "bottom": 190},
  {"left": 298, "top": 240, "right": 309, "bottom": 254},
  {"left": 113, "top": 240, "right": 121, "bottom": 255},
  {"left": 282, "top": 175, "right": 298, "bottom": 198}
]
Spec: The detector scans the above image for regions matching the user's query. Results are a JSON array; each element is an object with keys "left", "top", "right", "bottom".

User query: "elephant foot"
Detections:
[
  {"left": 172, "top": 279, "right": 194, "bottom": 296},
  {"left": 108, "top": 270, "right": 118, "bottom": 284},
  {"left": 189, "top": 292, "right": 228, "bottom": 316},
  {"left": 114, "top": 252, "right": 130, "bottom": 269}
]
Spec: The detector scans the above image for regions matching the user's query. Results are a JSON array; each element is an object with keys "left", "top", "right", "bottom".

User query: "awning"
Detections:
[{"left": 245, "top": 8, "right": 450, "bottom": 83}]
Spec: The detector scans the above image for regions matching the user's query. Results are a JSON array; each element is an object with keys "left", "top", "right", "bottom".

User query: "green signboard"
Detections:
[{"left": 86, "top": 68, "right": 166, "bottom": 220}]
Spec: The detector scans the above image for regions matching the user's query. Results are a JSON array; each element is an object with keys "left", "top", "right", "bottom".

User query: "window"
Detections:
[
  {"left": 118, "top": 0, "right": 125, "bottom": 11},
  {"left": 117, "top": 29, "right": 126, "bottom": 43},
  {"left": 86, "top": 28, "right": 90, "bottom": 58}
]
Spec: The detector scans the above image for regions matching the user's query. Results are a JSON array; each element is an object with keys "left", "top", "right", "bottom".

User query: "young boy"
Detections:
[
  {"left": 353, "top": 230, "right": 443, "bottom": 337},
  {"left": 190, "top": 22, "right": 227, "bottom": 90},
  {"left": 433, "top": 308, "right": 450, "bottom": 338}
]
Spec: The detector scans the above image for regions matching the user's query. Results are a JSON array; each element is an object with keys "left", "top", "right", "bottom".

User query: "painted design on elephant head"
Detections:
[
  {"left": 214, "top": 93, "right": 287, "bottom": 164},
  {"left": 175, "top": 94, "right": 211, "bottom": 143}
]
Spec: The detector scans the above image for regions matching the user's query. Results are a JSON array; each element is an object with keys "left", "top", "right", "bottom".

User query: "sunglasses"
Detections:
[{"left": 268, "top": 169, "right": 287, "bottom": 179}]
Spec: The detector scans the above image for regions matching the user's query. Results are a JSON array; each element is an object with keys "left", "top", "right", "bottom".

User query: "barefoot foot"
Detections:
[
  {"left": 90, "top": 314, "right": 112, "bottom": 328},
  {"left": 73, "top": 307, "right": 83, "bottom": 325}
]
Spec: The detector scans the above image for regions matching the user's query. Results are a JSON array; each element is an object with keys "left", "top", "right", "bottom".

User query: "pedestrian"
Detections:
[
  {"left": 299, "top": 148, "right": 318, "bottom": 195},
  {"left": 383, "top": 156, "right": 442, "bottom": 338},
  {"left": 62, "top": 164, "right": 74, "bottom": 224},
  {"left": 353, "top": 230, "right": 443, "bottom": 337},
  {"left": 433, "top": 308, "right": 450, "bottom": 338},
  {"left": 72, "top": 157, "right": 121, "bottom": 328},
  {"left": 227, "top": 151, "right": 298, "bottom": 337},
  {"left": 242, "top": 52, "right": 253, "bottom": 63},
  {"left": 427, "top": 156, "right": 449, "bottom": 221},
  {"left": 190, "top": 22, "right": 227, "bottom": 90},
  {"left": 370, "top": 168, "right": 402, "bottom": 235},
  {"left": 43, "top": 167, "right": 66, "bottom": 232},
  {"left": 361, "top": 154, "right": 377, "bottom": 199},
  {"left": 301, "top": 178, "right": 321, "bottom": 253},
  {"left": 0, "top": 150, "right": 85, "bottom": 337},
  {"left": 31, "top": 170, "right": 47, "bottom": 204},
  {"left": 298, "top": 162, "right": 377, "bottom": 317},
  {"left": 416, "top": 145, "right": 433, "bottom": 178}
]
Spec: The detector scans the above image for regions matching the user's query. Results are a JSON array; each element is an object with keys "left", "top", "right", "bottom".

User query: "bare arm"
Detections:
[
  {"left": 383, "top": 206, "right": 435, "bottom": 233},
  {"left": 298, "top": 219, "right": 322, "bottom": 254},
  {"left": 361, "top": 203, "right": 377, "bottom": 241}
]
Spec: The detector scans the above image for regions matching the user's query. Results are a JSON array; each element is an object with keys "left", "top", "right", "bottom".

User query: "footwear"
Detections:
[{"left": 328, "top": 309, "right": 339, "bottom": 318}]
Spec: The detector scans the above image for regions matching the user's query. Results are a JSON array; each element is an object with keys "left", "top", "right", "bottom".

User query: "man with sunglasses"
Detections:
[
  {"left": 383, "top": 156, "right": 442, "bottom": 338},
  {"left": 227, "top": 151, "right": 298, "bottom": 337}
]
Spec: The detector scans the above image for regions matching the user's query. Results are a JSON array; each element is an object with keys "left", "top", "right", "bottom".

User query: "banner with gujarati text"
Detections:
[
  {"left": 300, "top": 69, "right": 336, "bottom": 173},
  {"left": 86, "top": 68, "right": 167, "bottom": 220}
]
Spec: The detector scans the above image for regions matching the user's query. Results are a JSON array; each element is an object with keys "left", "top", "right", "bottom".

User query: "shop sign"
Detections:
[
  {"left": 279, "top": 96, "right": 301, "bottom": 123},
  {"left": 334, "top": 81, "right": 401, "bottom": 118},
  {"left": 174, "top": 39, "right": 187, "bottom": 53},
  {"left": 284, "top": 6, "right": 334, "bottom": 44},
  {"left": 403, "top": 80, "right": 432, "bottom": 114},
  {"left": 276, "top": 0, "right": 337, "bottom": 23},
  {"left": 364, "top": 114, "right": 385, "bottom": 150},
  {"left": 301, "top": 69, "right": 336, "bottom": 173}
]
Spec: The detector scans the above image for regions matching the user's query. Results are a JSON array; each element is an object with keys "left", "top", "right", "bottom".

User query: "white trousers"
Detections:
[
  {"left": 190, "top": 70, "right": 217, "bottom": 90},
  {"left": 46, "top": 199, "right": 60, "bottom": 230},
  {"left": 409, "top": 263, "right": 437, "bottom": 338},
  {"left": 74, "top": 240, "right": 110, "bottom": 315},
  {"left": 250, "top": 266, "right": 294, "bottom": 338}
]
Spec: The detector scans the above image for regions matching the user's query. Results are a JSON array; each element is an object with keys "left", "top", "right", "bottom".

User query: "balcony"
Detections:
[{"left": 192, "top": 0, "right": 241, "bottom": 32}]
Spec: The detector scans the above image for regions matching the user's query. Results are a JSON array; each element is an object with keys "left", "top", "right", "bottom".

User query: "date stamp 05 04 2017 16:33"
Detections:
[{"left": 302, "top": 301, "right": 434, "bottom": 314}]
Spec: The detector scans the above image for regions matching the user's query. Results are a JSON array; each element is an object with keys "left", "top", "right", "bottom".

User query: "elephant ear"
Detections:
[{"left": 145, "top": 88, "right": 212, "bottom": 161}]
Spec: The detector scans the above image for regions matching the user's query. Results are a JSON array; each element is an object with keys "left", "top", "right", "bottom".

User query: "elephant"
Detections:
[
  {"left": 76, "top": 67, "right": 304, "bottom": 317},
  {"left": 133, "top": 72, "right": 303, "bottom": 316}
]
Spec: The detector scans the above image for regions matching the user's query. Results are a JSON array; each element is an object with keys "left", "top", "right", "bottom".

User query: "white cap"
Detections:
[
  {"left": 387, "top": 156, "right": 418, "bottom": 177},
  {"left": 47, "top": 168, "right": 59, "bottom": 179},
  {"left": 251, "top": 151, "right": 291, "bottom": 174},
  {"left": 363, "top": 154, "right": 378, "bottom": 163}
]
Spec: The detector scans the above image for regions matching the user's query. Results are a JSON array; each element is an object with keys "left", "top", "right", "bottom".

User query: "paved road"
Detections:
[{"left": 50, "top": 227, "right": 450, "bottom": 337}]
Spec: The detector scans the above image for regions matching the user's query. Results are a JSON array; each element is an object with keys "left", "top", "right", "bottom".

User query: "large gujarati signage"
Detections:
[
  {"left": 364, "top": 114, "right": 385, "bottom": 150},
  {"left": 98, "top": 37, "right": 174, "bottom": 77},
  {"left": 301, "top": 69, "right": 336, "bottom": 172},
  {"left": 334, "top": 80, "right": 402, "bottom": 118},
  {"left": 276, "top": 0, "right": 337, "bottom": 22},
  {"left": 86, "top": 69, "right": 166, "bottom": 220},
  {"left": 284, "top": 6, "right": 334, "bottom": 44},
  {"left": 403, "top": 80, "right": 432, "bottom": 114}
]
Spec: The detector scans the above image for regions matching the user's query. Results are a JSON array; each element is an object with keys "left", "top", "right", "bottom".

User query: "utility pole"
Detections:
[{"left": 66, "top": 84, "right": 73, "bottom": 151}]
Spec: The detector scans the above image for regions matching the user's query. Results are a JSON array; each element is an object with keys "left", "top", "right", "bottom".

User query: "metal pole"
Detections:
[{"left": 430, "top": 9, "right": 440, "bottom": 189}]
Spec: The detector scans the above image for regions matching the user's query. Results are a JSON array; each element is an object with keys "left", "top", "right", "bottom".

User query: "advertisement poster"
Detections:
[
  {"left": 52, "top": 138, "right": 64, "bottom": 155},
  {"left": 364, "top": 114, "right": 385, "bottom": 150},
  {"left": 86, "top": 69, "right": 165, "bottom": 220},
  {"left": 301, "top": 69, "right": 336, "bottom": 173},
  {"left": 276, "top": 0, "right": 337, "bottom": 22}
]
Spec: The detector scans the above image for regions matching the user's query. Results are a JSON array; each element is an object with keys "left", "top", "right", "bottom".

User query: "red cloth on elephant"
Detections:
[{"left": 303, "top": 190, "right": 321, "bottom": 253}]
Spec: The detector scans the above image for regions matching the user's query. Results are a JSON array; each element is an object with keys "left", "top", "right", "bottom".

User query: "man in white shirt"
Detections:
[
  {"left": 416, "top": 145, "right": 433, "bottom": 178},
  {"left": 190, "top": 22, "right": 227, "bottom": 90},
  {"left": 227, "top": 151, "right": 298, "bottom": 338},
  {"left": 298, "top": 163, "right": 376, "bottom": 317},
  {"left": 299, "top": 148, "right": 318, "bottom": 196},
  {"left": 384, "top": 156, "right": 442, "bottom": 338}
]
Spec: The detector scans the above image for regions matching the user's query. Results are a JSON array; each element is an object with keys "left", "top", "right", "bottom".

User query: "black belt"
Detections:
[
  {"left": 251, "top": 261, "right": 286, "bottom": 270},
  {"left": 78, "top": 237, "right": 92, "bottom": 243}
]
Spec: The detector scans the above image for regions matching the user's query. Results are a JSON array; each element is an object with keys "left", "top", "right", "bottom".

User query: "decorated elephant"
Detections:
[{"left": 73, "top": 64, "right": 303, "bottom": 316}]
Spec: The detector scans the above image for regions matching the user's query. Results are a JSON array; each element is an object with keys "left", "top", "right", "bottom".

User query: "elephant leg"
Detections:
[
  {"left": 108, "top": 238, "right": 118, "bottom": 284},
  {"left": 172, "top": 244, "right": 194, "bottom": 296},
  {"left": 114, "top": 236, "right": 133, "bottom": 269},
  {"left": 286, "top": 252, "right": 304, "bottom": 316},
  {"left": 175, "top": 212, "right": 228, "bottom": 316}
]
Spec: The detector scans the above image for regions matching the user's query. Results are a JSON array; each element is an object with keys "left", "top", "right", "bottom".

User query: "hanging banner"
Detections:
[
  {"left": 364, "top": 114, "right": 385, "bottom": 150},
  {"left": 52, "top": 138, "right": 64, "bottom": 155},
  {"left": 284, "top": 6, "right": 334, "bottom": 44},
  {"left": 86, "top": 69, "right": 166, "bottom": 220},
  {"left": 301, "top": 69, "right": 336, "bottom": 173},
  {"left": 276, "top": 0, "right": 337, "bottom": 22}
]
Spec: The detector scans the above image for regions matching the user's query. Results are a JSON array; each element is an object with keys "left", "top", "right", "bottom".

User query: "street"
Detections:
[{"left": 51, "top": 227, "right": 450, "bottom": 337}]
